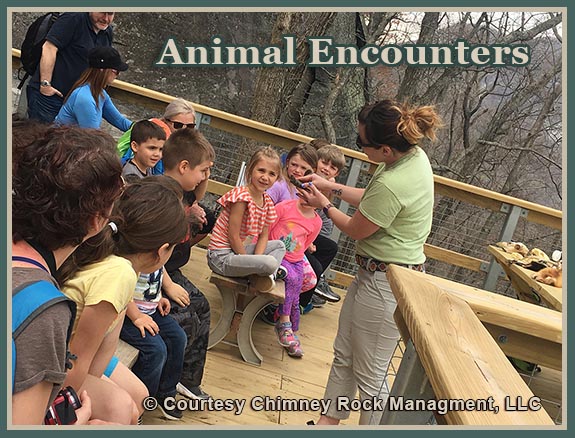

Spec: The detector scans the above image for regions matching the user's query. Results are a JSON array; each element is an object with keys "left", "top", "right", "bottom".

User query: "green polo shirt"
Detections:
[{"left": 357, "top": 146, "right": 433, "bottom": 265}]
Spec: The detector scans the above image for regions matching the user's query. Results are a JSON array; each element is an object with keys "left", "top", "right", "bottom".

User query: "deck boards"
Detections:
[{"left": 142, "top": 247, "right": 360, "bottom": 426}]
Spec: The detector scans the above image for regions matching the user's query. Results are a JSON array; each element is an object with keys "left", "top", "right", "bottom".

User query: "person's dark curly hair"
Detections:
[{"left": 12, "top": 124, "right": 124, "bottom": 251}]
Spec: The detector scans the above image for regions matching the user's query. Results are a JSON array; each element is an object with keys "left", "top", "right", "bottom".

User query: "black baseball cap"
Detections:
[{"left": 88, "top": 46, "right": 129, "bottom": 71}]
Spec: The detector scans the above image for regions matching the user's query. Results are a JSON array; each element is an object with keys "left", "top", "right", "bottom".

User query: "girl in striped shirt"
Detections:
[{"left": 207, "top": 147, "right": 287, "bottom": 292}]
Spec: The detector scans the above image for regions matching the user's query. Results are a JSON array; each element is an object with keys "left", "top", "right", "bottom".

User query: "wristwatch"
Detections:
[
  {"left": 40, "top": 80, "right": 51, "bottom": 87},
  {"left": 322, "top": 203, "right": 334, "bottom": 217}
]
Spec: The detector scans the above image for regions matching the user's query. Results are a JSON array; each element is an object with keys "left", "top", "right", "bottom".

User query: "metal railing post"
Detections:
[
  {"left": 380, "top": 340, "right": 436, "bottom": 425},
  {"left": 194, "top": 111, "right": 211, "bottom": 130},
  {"left": 483, "top": 204, "right": 527, "bottom": 291},
  {"left": 329, "top": 157, "right": 364, "bottom": 243}
]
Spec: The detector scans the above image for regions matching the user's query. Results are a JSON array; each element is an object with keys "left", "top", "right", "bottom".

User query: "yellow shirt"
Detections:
[{"left": 62, "top": 255, "right": 137, "bottom": 336}]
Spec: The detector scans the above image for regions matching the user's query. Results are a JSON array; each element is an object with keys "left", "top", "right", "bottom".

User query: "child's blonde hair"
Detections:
[
  {"left": 245, "top": 146, "right": 282, "bottom": 185},
  {"left": 317, "top": 144, "right": 346, "bottom": 173}
]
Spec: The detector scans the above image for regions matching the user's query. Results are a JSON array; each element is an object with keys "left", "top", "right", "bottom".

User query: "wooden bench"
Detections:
[
  {"left": 115, "top": 339, "right": 139, "bottom": 369},
  {"left": 207, "top": 273, "right": 285, "bottom": 366},
  {"left": 386, "top": 265, "right": 554, "bottom": 425}
]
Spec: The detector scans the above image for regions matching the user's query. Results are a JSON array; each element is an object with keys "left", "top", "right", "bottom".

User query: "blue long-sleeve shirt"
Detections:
[{"left": 55, "top": 84, "right": 132, "bottom": 132}]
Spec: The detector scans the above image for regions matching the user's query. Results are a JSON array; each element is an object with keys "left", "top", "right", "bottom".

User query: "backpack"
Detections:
[
  {"left": 12, "top": 280, "right": 75, "bottom": 389},
  {"left": 18, "top": 12, "right": 60, "bottom": 89}
]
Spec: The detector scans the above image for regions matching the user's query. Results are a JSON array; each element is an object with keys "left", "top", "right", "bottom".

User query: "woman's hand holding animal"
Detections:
[{"left": 297, "top": 183, "right": 330, "bottom": 210}]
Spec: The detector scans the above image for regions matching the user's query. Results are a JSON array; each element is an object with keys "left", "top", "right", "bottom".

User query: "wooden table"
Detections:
[{"left": 488, "top": 245, "right": 562, "bottom": 311}]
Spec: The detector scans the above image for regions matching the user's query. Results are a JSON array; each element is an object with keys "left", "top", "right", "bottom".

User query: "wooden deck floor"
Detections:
[
  {"left": 141, "top": 247, "right": 562, "bottom": 426},
  {"left": 142, "top": 247, "right": 360, "bottom": 426}
]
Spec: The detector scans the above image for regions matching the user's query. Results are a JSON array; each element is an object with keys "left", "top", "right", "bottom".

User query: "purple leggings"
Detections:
[{"left": 278, "top": 259, "right": 304, "bottom": 331}]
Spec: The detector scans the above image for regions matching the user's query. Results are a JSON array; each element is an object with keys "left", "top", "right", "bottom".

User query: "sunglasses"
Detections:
[
  {"left": 166, "top": 119, "right": 196, "bottom": 130},
  {"left": 355, "top": 134, "right": 380, "bottom": 149}
]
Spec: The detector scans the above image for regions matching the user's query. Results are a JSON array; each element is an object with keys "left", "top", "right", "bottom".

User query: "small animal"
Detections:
[
  {"left": 526, "top": 248, "right": 550, "bottom": 262},
  {"left": 496, "top": 241, "right": 529, "bottom": 256},
  {"left": 515, "top": 247, "right": 552, "bottom": 271},
  {"left": 532, "top": 266, "right": 562, "bottom": 288}
]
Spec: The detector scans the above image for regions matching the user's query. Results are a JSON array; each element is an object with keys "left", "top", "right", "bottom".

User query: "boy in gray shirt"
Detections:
[{"left": 122, "top": 120, "right": 166, "bottom": 179}]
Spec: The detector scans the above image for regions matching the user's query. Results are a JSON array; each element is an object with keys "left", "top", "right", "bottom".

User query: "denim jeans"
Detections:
[
  {"left": 26, "top": 84, "right": 64, "bottom": 123},
  {"left": 120, "top": 311, "right": 187, "bottom": 398}
]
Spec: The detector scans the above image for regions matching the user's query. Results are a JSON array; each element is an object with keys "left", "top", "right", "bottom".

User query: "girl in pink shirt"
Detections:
[
  {"left": 207, "top": 147, "right": 287, "bottom": 291},
  {"left": 269, "top": 198, "right": 322, "bottom": 357}
]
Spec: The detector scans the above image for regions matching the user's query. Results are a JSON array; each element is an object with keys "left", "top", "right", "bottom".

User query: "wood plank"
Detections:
[
  {"left": 115, "top": 339, "right": 139, "bottom": 369},
  {"left": 386, "top": 265, "right": 554, "bottom": 425},
  {"left": 397, "top": 266, "right": 561, "bottom": 344},
  {"left": 483, "top": 323, "right": 562, "bottom": 371},
  {"left": 434, "top": 174, "right": 562, "bottom": 223},
  {"left": 423, "top": 243, "right": 485, "bottom": 272},
  {"left": 400, "top": 269, "right": 562, "bottom": 371}
]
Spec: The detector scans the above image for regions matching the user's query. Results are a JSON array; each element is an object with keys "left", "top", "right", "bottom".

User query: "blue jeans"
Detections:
[
  {"left": 120, "top": 311, "right": 187, "bottom": 398},
  {"left": 26, "top": 84, "right": 64, "bottom": 123}
]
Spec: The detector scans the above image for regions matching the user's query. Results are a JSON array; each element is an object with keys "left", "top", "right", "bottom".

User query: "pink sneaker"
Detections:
[
  {"left": 275, "top": 321, "right": 296, "bottom": 347},
  {"left": 287, "top": 336, "right": 304, "bottom": 358}
]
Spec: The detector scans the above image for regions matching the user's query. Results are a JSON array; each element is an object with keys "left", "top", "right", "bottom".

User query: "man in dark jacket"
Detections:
[{"left": 27, "top": 12, "right": 115, "bottom": 123}]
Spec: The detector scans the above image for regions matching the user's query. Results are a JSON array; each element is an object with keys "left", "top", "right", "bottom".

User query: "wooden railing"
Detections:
[
  {"left": 11, "top": 48, "right": 562, "bottom": 289},
  {"left": 386, "top": 265, "right": 557, "bottom": 425}
]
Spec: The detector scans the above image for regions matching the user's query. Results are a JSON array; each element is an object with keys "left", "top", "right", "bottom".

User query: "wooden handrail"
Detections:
[
  {"left": 387, "top": 265, "right": 561, "bottom": 371},
  {"left": 11, "top": 48, "right": 562, "bottom": 226},
  {"left": 435, "top": 176, "right": 561, "bottom": 230},
  {"left": 386, "top": 265, "right": 555, "bottom": 425},
  {"left": 11, "top": 49, "right": 561, "bottom": 280}
]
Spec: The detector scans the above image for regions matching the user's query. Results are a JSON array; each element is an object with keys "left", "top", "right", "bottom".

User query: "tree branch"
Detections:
[{"left": 477, "top": 140, "right": 562, "bottom": 169}]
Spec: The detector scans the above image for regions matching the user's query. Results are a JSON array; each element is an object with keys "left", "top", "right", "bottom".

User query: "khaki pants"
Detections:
[{"left": 323, "top": 267, "right": 400, "bottom": 425}]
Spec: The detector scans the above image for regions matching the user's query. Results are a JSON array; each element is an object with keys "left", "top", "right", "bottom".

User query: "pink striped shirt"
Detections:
[{"left": 209, "top": 186, "right": 278, "bottom": 250}]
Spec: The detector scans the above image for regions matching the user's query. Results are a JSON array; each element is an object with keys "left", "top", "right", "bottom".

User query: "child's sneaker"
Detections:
[
  {"left": 259, "top": 304, "right": 278, "bottom": 325},
  {"left": 287, "top": 336, "right": 304, "bottom": 358},
  {"left": 249, "top": 274, "right": 275, "bottom": 292},
  {"left": 301, "top": 302, "right": 314, "bottom": 315},
  {"left": 311, "top": 294, "right": 326, "bottom": 308},
  {"left": 275, "top": 321, "right": 297, "bottom": 347},
  {"left": 156, "top": 396, "right": 183, "bottom": 420},
  {"left": 274, "top": 265, "right": 288, "bottom": 281},
  {"left": 177, "top": 382, "right": 211, "bottom": 400}
]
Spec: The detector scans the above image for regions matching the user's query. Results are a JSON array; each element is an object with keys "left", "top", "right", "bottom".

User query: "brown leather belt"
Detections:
[{"left": 355, "top": 254, "right": 425, "bottom": 273}]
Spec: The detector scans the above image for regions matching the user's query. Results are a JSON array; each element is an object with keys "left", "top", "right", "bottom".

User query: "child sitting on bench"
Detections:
[{"left": 207, "top": 146, "right": 287, "bottom": 292}]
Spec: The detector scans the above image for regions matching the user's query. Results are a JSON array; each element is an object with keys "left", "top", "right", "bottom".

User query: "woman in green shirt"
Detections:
[{"left": 299, "top": 100, "right": 442, "bottom": 425}]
